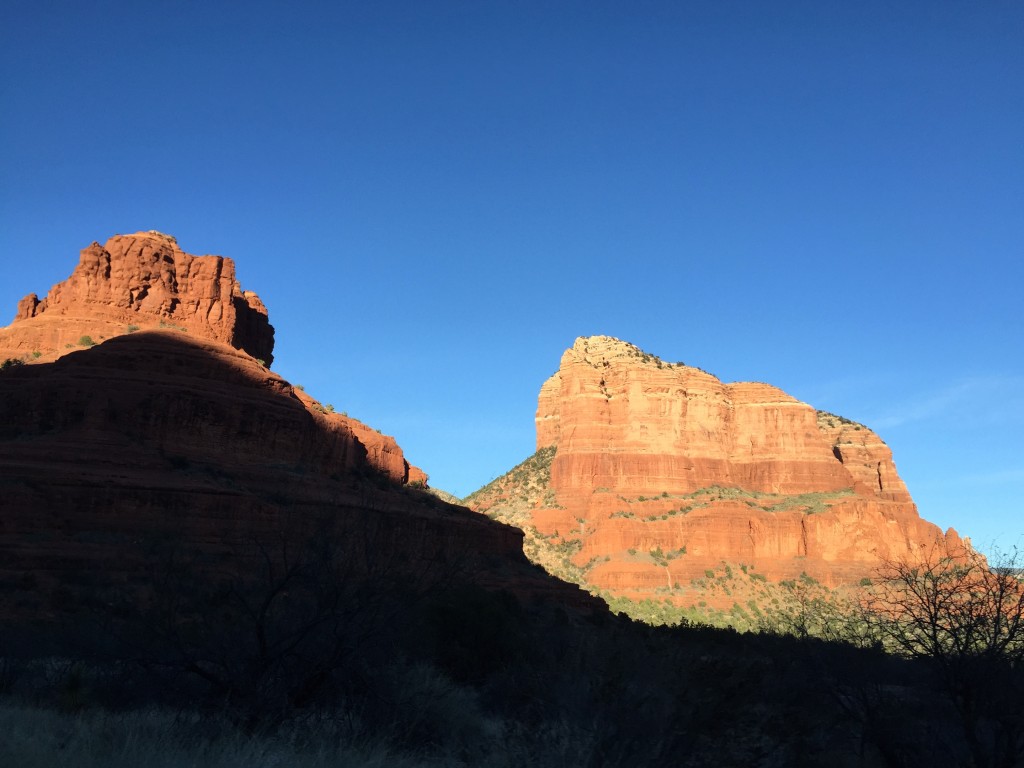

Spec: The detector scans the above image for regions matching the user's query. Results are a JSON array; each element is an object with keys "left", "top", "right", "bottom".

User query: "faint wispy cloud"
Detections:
[
  {"left": 959, "top": 467, "right": 1024, "bottom": 485},
  {"left": 868, "top": 376, "right": 1024, "bottom": 430},
  {"left": 870, "top": 382, "right": 974, "bottom": 429}
]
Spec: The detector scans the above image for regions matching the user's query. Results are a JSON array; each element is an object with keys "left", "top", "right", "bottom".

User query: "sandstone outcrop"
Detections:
[
  {"left": 1, "top": 231, "right": 274, "bottom": 365},
  {"left": 469, "top": 336, "right": 963, "bottom": 603},
  {"left": 0, "top": 235, "right": 601, "bottom": 626}
]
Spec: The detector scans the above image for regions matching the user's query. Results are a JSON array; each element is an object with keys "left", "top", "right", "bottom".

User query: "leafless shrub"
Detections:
[{"left": 863, "top": 545, "right": 1024, "bottom": 768}]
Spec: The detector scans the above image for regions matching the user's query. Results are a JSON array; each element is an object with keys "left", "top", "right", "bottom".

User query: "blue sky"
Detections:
[{"left": 2, "top": 1, "right": 1021, "bottom": 557}]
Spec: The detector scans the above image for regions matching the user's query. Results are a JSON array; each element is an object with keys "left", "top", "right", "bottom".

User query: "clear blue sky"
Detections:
[{"left": 2, "top": 1, "right": 1021, "bottom": 557}]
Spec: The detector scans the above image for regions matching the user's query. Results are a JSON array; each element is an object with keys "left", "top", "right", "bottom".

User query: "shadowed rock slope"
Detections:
[
  {"left": 467, "top": 336, "right": 964, "bottom": 608},
  {"left": 0, "top": 236, "right": 599, "bottom": 627},
  {"left": 0, "top": 332, "right": 601, "bottom": 625}
]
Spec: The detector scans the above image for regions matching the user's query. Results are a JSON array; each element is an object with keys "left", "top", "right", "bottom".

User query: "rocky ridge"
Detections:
[{"left": 468, "top": 335, "right": 963, "bottom": 610}]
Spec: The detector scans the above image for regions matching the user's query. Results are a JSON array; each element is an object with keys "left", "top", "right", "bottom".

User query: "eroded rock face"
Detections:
[
  {"left": 1, "top": 231, "right": 274, "bottom": 365},
  {"left": 471, "top": 336, "right": 963, "bottom": 597}
]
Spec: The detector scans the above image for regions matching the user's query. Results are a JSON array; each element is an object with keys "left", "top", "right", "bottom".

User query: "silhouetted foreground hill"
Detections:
[
  {"left": 0, "top": 331, "right": 596, "bottom": 625},
  {"left": 1, "top": 335, "right": 1019, "bottom": 766},
  {"left": 0, "top": 233, "right": 1018, "bottom": 766}
]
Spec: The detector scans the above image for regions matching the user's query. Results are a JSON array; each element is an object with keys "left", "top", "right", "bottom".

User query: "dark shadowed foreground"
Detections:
[{"left": 1, "top": 335, "right": 1021, "bottom": 767}]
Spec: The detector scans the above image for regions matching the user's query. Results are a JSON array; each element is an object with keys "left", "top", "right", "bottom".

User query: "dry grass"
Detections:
[{"left": 0, "top": 704, "right": 440, "bottom": 768}]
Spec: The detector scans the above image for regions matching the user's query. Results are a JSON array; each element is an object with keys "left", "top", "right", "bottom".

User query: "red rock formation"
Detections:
[
  {"left": 289, "top": 387, "right": 428, "bottom": 485},
  {"left": 0, "top": 231, "right": 274, "bottom": 365},
  {"left": 0, "top": 233, "right": 601, "bottom": 626},
  {"left": 0, "top": 332, "right": 598, "bottom": 624},
  {"left": 472, "top": 336, "right": 963, "bottom": 599},
  {"left": 0, "top": 230, "right": 432, "bottom": 486}
]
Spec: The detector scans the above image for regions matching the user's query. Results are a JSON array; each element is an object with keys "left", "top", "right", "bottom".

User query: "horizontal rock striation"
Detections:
[{"left": 471, "top": 336, "right": 963, "bottom": 599}]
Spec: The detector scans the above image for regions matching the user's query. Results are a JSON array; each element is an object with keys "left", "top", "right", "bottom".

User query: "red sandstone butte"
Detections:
[
  {"left": 0, "top": 231, "right": 438, "bottom": 487},
  {"left": 475, "top": 336, "right": 964, "bottom": 595},
  {"left": 0, "top": 237, "right": 603, "bottom": 622},
  {"left": 1, "top": 231, "right": 274, "bottom": 365}
]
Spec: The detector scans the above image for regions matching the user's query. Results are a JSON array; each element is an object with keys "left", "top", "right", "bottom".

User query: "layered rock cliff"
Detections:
[
  {"left": 1, "top": 231, "right": 274, "bottom": 365},
  {"left": 468, "top": 336, "right": 963, "bottom": 604},
  {"left": 0, "top": 235, "right": 599, "bottom": 626}
]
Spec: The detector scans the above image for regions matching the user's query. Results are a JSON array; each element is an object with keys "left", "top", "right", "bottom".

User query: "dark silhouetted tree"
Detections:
[{"left": 865, "top": 546, "right": 1024, "bottom": 768}]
